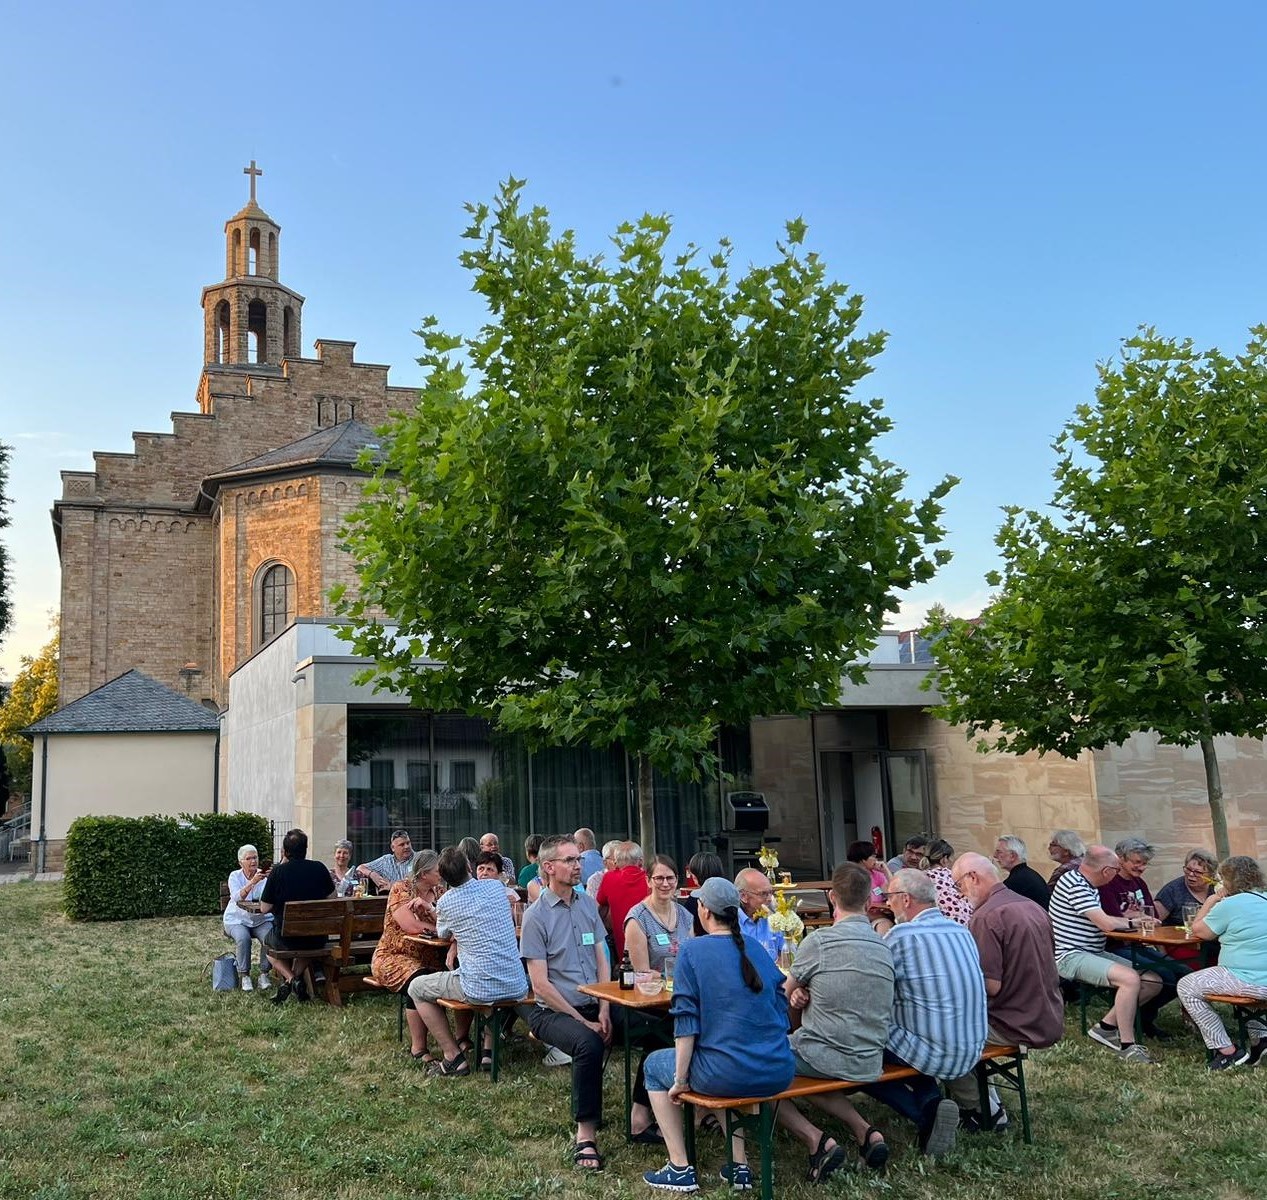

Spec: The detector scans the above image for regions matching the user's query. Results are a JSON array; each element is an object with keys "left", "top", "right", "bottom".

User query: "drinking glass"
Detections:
[
  {"left": 662, "top": 955, "right": 676, "bottom": 993},
  {"left": 1181, "top": 902, "right": 1199, "bottom": 937},
  {"left": 1138, "top": 904, "right": 1156, "bottom": 935}
]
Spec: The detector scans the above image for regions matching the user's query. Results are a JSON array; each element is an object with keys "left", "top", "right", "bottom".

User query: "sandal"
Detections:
[
  {"left": 699, "top": 1113, "right": 722, "bottom": 1135},
  {"left": 456, "top": 1037, "right": 474, "bottom": 1055},
  {"left": 429, "top": 1052, "right": 470, "bottom": 1077},
  {"left": 629, "top": 1124, "right": 665, "bottom": 1145},
  {"left": 408, "top": 1049, "right": 438, "bottom": 1065},
  {"left": 858, "top": 1125, "right": 889, "bottom": 1172},
  {"left": 478, "top": 1048, "right": 494, "bottom": 1072},
  {"left": 573, "top": 1139, "right": 604, "bottom": 1171},
  {"left": 806, "top": 1132, "right": 846, "bottom": 1183}
]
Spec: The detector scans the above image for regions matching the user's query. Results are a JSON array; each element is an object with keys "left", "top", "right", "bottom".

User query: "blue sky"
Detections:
[{"left": 3, "top": 2, "right": 1267, "bottom": 676}]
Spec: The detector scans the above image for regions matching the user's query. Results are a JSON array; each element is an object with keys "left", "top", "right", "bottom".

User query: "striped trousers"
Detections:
[{"left": 1176, "top": 966, "right": 1267, "bottom": 1050}]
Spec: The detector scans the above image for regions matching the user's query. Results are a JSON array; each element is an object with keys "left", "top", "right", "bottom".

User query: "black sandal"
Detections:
[
  {"left": 409, "top": 1049, "right": 438, "bottom": 1066},
  {"left": 429, "top": 1052, "right": 470, "bottom": 1077},
  {"left": 806, "top": 1132, "right": 846, "bottom": 1183},
  {"left": 478, "top": 1048, "right": 494, "bottom": 1072},
  {"left": 859, "top": 1125, "right": 889, "bottom": 1171},
  {"left": 573, "top": 1139, "right": 604, "bottom": 1171}
]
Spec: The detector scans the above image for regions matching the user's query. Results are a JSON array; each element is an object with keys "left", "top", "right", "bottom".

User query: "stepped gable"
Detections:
[{"left": 27, "top": 669, "right": 219, "bottom": 734}]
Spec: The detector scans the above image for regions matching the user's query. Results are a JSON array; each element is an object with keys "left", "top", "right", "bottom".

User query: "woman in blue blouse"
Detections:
[{"left": 641, "top": 876, "right": 794, "bottom": 1193}]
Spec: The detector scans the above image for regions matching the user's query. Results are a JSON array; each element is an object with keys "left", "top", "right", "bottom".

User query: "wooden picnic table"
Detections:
[
  {"left": 1111, "top": 922, "right": 1216, "bottom": 967},
  {"left": 580, "top": 980, "right": 672, "bottom": 1139}
]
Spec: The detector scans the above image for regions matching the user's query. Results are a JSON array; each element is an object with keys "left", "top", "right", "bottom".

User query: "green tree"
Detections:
[
  {"left": 335, "top": 182, "right": 953, "bottom": 854},
  {"left": 0, "top": 626, "right": 59, "bottom": 795},
  {"left": 0, "top": 442, "right": 11, "bottom": 645},
  {"left": 928, "top": 328, "right": 1267, "bottom": 859}
]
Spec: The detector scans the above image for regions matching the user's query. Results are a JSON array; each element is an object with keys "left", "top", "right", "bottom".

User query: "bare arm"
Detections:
[
  {"left": 667, "top": 1034, "right": 697, "bottom": 1103},
  {"left": 1191, "top": 891, "right": 1224, "bottom": 941},
  {"left": 1083, "top": 905, "right": 1133, "bottom": 934},
  {"left": 625, "top": 920, "right": 651, "bottom": 972}
]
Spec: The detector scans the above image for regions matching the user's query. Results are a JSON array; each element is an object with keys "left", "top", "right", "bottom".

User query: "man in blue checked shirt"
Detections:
[{"left": 862, "top": 868, "right": 987, "bottom": 1159}]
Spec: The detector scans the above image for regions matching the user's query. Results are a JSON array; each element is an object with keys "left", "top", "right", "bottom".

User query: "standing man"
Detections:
[
  {"left": 479, "top": 831, "right": 515, "bottom": 878},
  {"left": 356, "top": 828, "right": 417, "bottom": 892},
  {"left": 948, "top": 853, "right": 1064, "bottom": 1129},
  {"left": 520, "top": 835, "right": 612, "bottom": 1172},
  {"left": 1049, "top": 844, "right": 1164, "bottom": 1062},
  {"left": 596, "top": 841, "right": 648, "bottom": 960},
  {"left": 994, "top": 836, "right": 1051, "bottom": 909},
  {"left": 574, "top": 828, "right": 605, "bottom": 885},
  {"left": 863, "top": 869, "right": 987, "bottom": 1158},
  {"left": 735, "top": 868, "right": 784, "bottom": 959},
  {"left": 774, "top": 862, "right": 896, "bottom": 1177},
  {"left": 259, "top": 828, "right": 335, "bottom": 1005}
]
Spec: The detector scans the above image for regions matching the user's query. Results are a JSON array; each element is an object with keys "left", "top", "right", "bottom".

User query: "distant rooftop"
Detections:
[{"left": 26, "top": 670, "right": 220, "bottom": 735}]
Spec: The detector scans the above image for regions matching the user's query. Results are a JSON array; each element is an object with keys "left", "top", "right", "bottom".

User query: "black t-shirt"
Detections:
[
  {"left": 1004, "top": 862, "right": 1051, "bottom": 910},
  {"left": 261, "top": 858, "right": 335, "bottom": 947}
]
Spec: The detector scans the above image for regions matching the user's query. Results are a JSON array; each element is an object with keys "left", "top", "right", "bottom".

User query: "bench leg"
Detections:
[
  {"left": 683, "top": 1101, "right": 696, "bottom": 1168},
  {"left": 757, "top": 1102, "right": 776, "bottom": 1200}
]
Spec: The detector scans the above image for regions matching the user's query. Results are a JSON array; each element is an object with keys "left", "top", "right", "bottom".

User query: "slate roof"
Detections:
[
  {"left": 25, "top": 670, "right": 220, "bottom": 735},
  {"left": 199, "top": 419, "right": 385, "bottom": 499}
]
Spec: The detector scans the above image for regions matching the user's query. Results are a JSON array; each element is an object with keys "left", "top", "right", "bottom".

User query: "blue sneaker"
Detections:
[
  {"left": 644, "top": 1162, "right": 699, "bottom": 1192},
  {"left": 719, "top": 1162, "right": 754, "bottom": 1190}
]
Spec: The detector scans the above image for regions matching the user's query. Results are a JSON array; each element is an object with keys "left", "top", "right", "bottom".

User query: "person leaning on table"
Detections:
[
  {"left": 640, "top": 876, "right": 794, "bottom": 1193},
  {"left": 356, "top": 828, "right": 417, "bottom": 892},
  {"left": 259, "top": 828, "right": 336, "bottom": 1005},
  {"left": 1177, "top": 855, "right": 1267, "bottom": 1070},
  {"left": 223, "top": 844, "right": 274, "bottom": 991}
]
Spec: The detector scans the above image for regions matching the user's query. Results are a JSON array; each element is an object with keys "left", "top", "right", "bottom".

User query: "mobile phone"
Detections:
[{"left": 260, "top": 860, "right": 273, "bottom": 873}]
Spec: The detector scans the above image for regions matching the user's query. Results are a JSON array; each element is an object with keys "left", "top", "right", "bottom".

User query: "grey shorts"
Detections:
[
  {"left": 407, "top": 970, "right": 468, "bottom": 1004},
  {"left": 1057, "top": 948, "right": 1134, "bottom": 987}
]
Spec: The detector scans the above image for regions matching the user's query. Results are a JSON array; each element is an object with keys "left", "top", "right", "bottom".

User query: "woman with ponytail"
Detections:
[{"left": 641, "top": 877, "right": 794, "bottom": 1193}]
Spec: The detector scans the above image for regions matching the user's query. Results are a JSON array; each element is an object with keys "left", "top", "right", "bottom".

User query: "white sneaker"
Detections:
[
  {"left": 542, "top": 1046, "right": 573, "bottom": 1067},
  {"left": 257, "top": 973, "right": 272, "bottom": 990},
  {"left": 239, "top": 975, "right": 254, "bottom": 992}
]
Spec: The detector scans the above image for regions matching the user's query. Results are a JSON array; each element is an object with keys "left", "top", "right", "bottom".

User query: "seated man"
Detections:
[
  {"left": 994, "top": 835, "right": 1052, "bottom": 909},
  {"left": 356, "top": 828, "right": 417, "bottom": 892},
  {"left": 520, "top": 835, "right": 613, "bottom": 1171},
  {"left": 596, "top": 841, "right": 648, "bottom": 960},
  {"left": 259, "top": 828, "right": 336, "bottom": 1005},
  {"left": 1049, "top": 844, "right": 1165, "bottom": 1062},
  {"left": 948, "top": 853, "right": 1065, "bottom": 1129},
  {"left": 862, "top": 869, "right": 987, "bottom": 1158},
  {"left": 408, "top": 846, "right": 530, "bottom": 1075},
  {"left": 1047, "top": 829, "right": 1086, "bottom": 886},
  {"left": 479, "top": 831, "right": 515, "bottom": 878},
  {"left": 735, "top": 868, "right": 784, "bottom": 959},
  {"left": 775, "top": 861, "right": 895, "bottom": 1178}
]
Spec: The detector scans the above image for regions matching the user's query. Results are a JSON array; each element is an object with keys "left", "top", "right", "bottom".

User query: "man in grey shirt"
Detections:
[
  {"left": 774, "top": 861, "right": 896, "bottom": 1179},
  {"left": 519, "top": 835, "right": 612, "bottom": 1172}
]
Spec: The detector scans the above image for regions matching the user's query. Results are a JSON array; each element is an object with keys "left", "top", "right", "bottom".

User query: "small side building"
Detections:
[{"left": 26, "top": 670, "right": 221, "bottom": 871}]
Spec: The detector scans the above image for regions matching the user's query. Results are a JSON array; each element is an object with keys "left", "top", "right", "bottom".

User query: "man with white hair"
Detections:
[
  {"left": 861, "top": 868, "right": 987, "bottom": 1158},
  {"left": 993, "top": 835, "right": 1051, "bottom": 909},
  {"left": 735, "top": 867, "right": 784, "bottom": 959},
  {"left": 574, "top": 827, "right": 604, "bottom": 884},
  {"left": 1049, "top": 844, "right": 1164, "bottom": 1063},
  {"left": 948, "top": 853, "right": 1064, "bottom": 1130},
  {"left": 1046, "top": 830, "right": 1086, "bottom": 886},
  {"left": 595, "top": 841, "right": 648, "bottom": 959}
]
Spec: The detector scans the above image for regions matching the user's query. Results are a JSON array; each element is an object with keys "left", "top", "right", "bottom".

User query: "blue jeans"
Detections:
[
  {"left": 861, "top": 1051, "right": 942, "bottom": 1127},
  {"left": 225, "top": 922, "right": 272, "bottom": 975}
]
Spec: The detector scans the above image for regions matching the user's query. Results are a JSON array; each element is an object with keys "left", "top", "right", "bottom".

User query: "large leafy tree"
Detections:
[
  {"left": 0, "top": 626, "right": 59, "bottom": 796},
  {"left": 929, "top": 328, "right": 1267, "bottom": 858},
  {"left": 335, "top": 182, "right": 953, "bottom": 853},
  {"left": 0, "top": 441, "right": 11, "bottom": 646}
]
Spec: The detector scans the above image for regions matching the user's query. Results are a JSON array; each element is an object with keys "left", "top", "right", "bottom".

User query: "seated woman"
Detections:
[
  {"left": 475, "top": 849, "right": 521, "bottom": 901},
  {"left": 518, "top": 834, "right": 543, "bottom": 888},
  {"left": 922, "top": 838, "right": 973, "bottom": 925},
  {"left": 847, "top": 840, "right": 893, "bottom": 934},
  {"left": 682, "top": 851, "right": 725, "bottom": 935},
  {"left": 1154, "top": 849, "right": 1218, "bottom": 966},
  {"left": 1178, "top": 855, "right": 1267, "bottom": 1069},
  {"left": 641, "top": 877, "right": 794, "bottom": 1193},
  {"left": 371, "top": 850, "right": 453, "bottom": 1064},
  {"left": 329, "top": 838, "right": 357, "bottom": 896},
  {"left": 223, "top": 844, "right": 274, "bottom": 991}
]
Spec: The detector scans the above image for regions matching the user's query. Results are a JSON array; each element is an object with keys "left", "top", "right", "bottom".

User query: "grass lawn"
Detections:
[{"left": 1, "top": 881, "right": 1266, "bottom": 1199}]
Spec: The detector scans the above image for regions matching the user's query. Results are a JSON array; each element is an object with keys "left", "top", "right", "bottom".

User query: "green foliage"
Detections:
[
  {"left": 929, "top": 327, "right": 1267, "bottom": 853},
  {"left": 336, "top": 182, "right": 953, "bottom": 830},
  {"left": 0, "top": 624, "right": 58, "bottom": 794},
  {"left": 63, "top": 811, "right": 271, "bottom": 921}
]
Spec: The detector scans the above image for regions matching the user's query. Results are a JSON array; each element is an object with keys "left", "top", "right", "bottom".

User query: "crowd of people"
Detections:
[{"left": 222, "top": 823, "right": 1267, "bottom": 1191}]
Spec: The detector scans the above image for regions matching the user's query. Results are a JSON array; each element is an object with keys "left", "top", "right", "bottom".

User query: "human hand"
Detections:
[
  {"left": 788, "top": 985, "right": 810, "bottom": 1011},
  {"left": 668, "top": 1080, "right": 689, "bottom": 1105}
]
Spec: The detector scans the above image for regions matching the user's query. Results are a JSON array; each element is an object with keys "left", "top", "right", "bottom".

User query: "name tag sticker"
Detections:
[
  {"left": 582, "top": 931, "right": 596, "bottom": 946},
  {"left": 655, "top": 933, "right": 671, "bottom": 946}
]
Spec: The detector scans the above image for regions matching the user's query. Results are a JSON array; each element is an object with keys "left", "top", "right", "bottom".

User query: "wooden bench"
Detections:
[
  {"left": 1207, "top": 993, "right": 1267, "bottom": 1049},
  {"left": 678, "top": 1045, "right": 1030, "bottom": 1200},
  {"left": 277, "top": 896, "right": 387, "bottom": 1006},
  {"left": 437, "top": 993, "right": 534, "bottom": 1081}
]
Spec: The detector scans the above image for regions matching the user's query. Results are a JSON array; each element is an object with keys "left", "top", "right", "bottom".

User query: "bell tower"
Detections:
[{"left": 200, "top": 161, "right": 305, "bottom": 378}]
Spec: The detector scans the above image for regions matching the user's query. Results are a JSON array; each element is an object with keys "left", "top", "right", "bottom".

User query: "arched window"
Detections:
[
  {"left": 249, "top": 228, "right": 261, "bottom": 274},
  {"left": 268, "top": 232, "right": 277, "bottom": 276},
  {"left": 247, "top": 299, "right": 267, "bottom": 364},
  {"left": 215, "top": 301, "right": 230, "bottom": 363},
  {"left": 258, "top": 562, "right": 295, "bottom": 646},
  {"left": 232, "top": 228, "right": 242, "bottom": 274}
]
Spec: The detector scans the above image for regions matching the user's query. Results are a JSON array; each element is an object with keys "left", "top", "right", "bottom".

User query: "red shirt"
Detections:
[{"left": 596, "top": 865, "right": 650, "bottom": 958}]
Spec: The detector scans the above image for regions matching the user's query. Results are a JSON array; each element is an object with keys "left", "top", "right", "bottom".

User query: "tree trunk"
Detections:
[
  {"left": 1199, "top": 733, "right": 1231, "bottom": 860},
  {"left": 636, "top": 752, "right": 657, "bottom": 861}
]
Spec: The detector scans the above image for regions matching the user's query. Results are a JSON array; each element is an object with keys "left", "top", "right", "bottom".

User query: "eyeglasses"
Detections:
[
  {"left": 879, "top": 891, "right": 908, "bottom": 902},
  {"left": 650, "top": 875, "right": 677, "bottom": 884},
  {"left": 552, "top": 855, "right": 581, "bottom": 865},
  {"left": 951, "top": 871, "right": 975, "bottom": 893}
]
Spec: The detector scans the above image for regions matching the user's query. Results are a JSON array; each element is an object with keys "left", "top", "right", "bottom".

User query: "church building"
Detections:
[{"left": 37, "top": 168, "right": 1267, "bottom": 881}]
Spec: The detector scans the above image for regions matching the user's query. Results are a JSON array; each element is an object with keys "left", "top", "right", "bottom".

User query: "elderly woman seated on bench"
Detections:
[{"left": 223, "top": 844, "right": 274, "bottom": 991}]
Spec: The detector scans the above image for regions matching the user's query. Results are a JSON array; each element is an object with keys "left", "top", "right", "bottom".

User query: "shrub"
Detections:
[{"left": 63, "top": 811, "right": 271, "bottom": 921}]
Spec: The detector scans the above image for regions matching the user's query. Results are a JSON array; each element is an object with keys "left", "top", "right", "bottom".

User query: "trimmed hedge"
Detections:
[{"left": 63, "top": 812, "right": 272, "bottom": 921}]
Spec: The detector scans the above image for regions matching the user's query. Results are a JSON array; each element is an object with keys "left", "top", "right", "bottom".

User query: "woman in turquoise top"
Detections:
[{"left": 1179, "top": 855, "right": 1267, "bottom": 1069}]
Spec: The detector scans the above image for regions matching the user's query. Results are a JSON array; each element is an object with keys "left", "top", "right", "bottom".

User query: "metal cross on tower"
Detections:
[{"left": 243, "top": 159, "right": 263, "bottom": 202}]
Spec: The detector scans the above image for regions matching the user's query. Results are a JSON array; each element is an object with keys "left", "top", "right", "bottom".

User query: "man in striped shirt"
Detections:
[
  {"left": 1048, "top": 844, "right": 1164, "bottom": 1064},
  {"left": 862, "top": 869, "right": 988, "bottom": 1158}
]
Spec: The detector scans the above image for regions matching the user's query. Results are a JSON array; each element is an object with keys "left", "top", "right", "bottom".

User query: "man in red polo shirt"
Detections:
[{"left": 595, "top": 841, "right": 649, "bottom": 959}]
